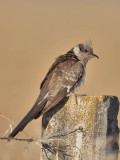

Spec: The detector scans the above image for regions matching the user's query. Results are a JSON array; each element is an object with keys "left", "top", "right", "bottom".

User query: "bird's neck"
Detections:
[
  {"left": 70, "top": 48, "right": 89, "bottom": 67},
  {"left": 67, "top": 50, "right": 88, "bottom": 67},
  {"left": 80, "top": 58, "right": 88, "bottom": 68}
]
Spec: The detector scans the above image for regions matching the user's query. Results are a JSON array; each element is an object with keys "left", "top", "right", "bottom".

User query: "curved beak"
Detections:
[{"left": 89, "top": 53, "right": 99, "bottom": 59}]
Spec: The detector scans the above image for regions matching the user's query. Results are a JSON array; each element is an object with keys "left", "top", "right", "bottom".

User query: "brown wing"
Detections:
[
  {"left": 40, "top": 52, "right": 79, "bottom": 89},
  {"left": 8, "top": 58, "right": 83, "bottom": 138},
  {"left": 40, "top": 59, "right": 84, "bottom": 114}
]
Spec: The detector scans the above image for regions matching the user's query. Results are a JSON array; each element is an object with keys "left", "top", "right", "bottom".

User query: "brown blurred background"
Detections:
[{"left": 0, "top": 0, "right": 120, "bottom": 159}]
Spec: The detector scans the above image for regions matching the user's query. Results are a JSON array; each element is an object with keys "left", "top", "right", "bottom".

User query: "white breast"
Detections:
[{"left": 74, "top": 71, "right": 86, "bottom": 92}]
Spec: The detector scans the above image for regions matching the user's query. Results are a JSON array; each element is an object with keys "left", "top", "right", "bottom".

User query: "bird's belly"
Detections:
[{"left": 73, "top": 71, "right": 86, "bottom": 92}]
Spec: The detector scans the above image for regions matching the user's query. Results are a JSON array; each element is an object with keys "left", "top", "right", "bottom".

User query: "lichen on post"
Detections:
[{"left": 41, "top": 95, "right": 119, "bottom": 160}]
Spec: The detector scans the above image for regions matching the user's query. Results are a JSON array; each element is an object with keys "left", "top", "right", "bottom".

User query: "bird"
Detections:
[{"left": 8, "top": 43, "right": 99, "bottom": 138}]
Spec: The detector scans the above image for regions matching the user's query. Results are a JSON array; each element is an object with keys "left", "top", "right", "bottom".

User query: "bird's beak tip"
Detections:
[
  {"left": 96, "top": 55, "right": 99, "bottom": 59},
  {"left": 91, "top": 53, "right": 99, "bottom": 59}
]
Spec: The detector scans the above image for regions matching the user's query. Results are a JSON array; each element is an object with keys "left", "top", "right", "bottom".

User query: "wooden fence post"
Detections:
[{"left": 41, "top": 95, "right": 119, "bottom": 160}]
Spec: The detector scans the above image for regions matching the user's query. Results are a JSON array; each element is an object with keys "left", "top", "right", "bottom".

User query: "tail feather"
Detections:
[{"left": 8, "top": 98, "right": 47, "bottom": 138}]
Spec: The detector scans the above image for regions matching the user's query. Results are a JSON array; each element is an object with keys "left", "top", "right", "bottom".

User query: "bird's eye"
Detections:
[{"left": 84, "top": 49, "right": 88, "bottom": 52}]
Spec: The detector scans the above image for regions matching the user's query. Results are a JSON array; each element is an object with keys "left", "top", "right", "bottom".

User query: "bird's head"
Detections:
[{"left": 72, "top": 43, "right": 99, "bottom": 65}]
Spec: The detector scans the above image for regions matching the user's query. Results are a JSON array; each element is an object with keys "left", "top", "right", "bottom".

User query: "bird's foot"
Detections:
[{"left": 69, "top": 93, "right": 87, "bottom": 104}]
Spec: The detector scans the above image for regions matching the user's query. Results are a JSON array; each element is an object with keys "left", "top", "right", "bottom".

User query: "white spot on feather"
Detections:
[{"left": 37, "top": 93, "right": 48, "bottom": 105}]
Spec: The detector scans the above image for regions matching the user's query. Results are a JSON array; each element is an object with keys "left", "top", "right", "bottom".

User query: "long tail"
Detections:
[{"left": 8, "top": 96, "right": 47, "bottom": 138}]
